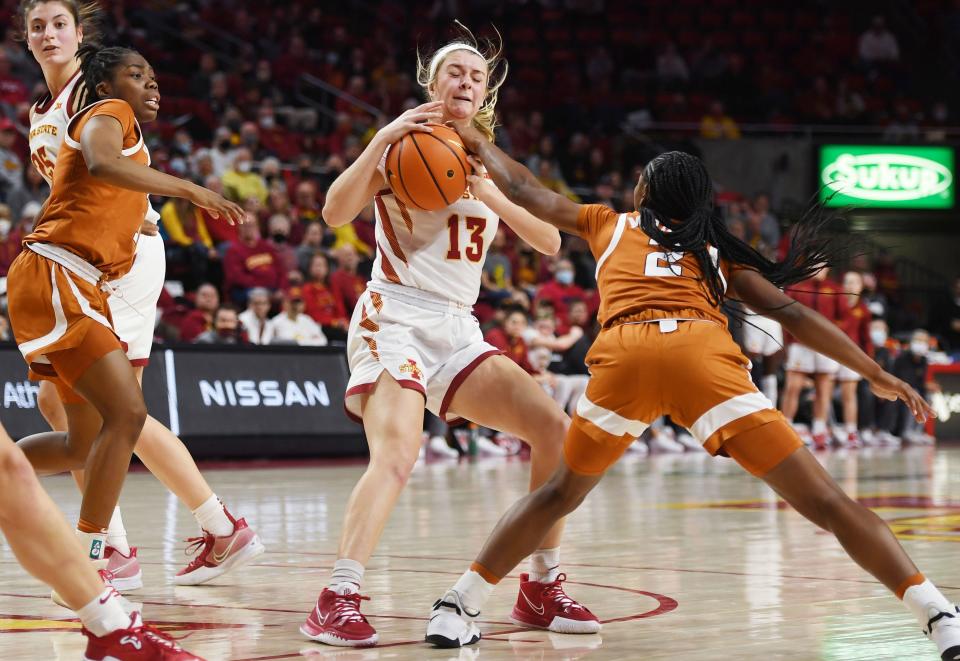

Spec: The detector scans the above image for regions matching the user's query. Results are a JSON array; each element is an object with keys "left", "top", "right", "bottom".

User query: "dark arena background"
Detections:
[{"left": 1, "top": 1, "right": 959, "bottom": 659}]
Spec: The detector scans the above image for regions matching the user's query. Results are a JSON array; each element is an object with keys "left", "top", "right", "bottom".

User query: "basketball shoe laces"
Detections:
[
  {"left": 330, "top": 592, "right": 371, "bottom": 625},
  {"left": 182, "top": 533, "right": 215, "bottom": 570},
  {"left": 541, "top": 574, "right": 582, "bottom": 613}
]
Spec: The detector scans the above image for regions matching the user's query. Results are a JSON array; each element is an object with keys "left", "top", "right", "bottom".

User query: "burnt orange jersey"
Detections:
[
  {"left": 26, "top": 99, "right": 148, "bottom": 280},
  {"left": 577, "top": 204, "right": 741, "bottom": 327}
]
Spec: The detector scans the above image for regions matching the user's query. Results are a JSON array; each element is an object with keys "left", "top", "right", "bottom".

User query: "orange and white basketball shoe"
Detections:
[
  {"left": 301, "top": 588, "right": 379, "bottom": 647},
  {"left": 510, "top": 573, "right": 600, "bottom": 634},
  {"left": 83, "top": 611, "right": 205, "bottom": 660},
  {"left": 174, "top": 510, "right": 264, "bottom": 586},
  {"left": 104, "top": 546, "right": 143, "bottom": 591}
]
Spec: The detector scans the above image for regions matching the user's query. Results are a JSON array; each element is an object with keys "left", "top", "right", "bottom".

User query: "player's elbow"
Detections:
[
  {"left": 321, "top": 201, "right": 349, "bottom": 228},
  {"left": 540, "top": 230, "right": 562, "bottom": 256},
  {"left": 86, "top": 159, "right": 110, "bottom": 179}
]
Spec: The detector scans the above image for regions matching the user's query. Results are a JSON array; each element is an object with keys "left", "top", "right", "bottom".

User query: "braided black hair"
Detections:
[
  {"left": 76, "top": 43, "right": 139, "bottom": 104},
  {"left": 638, "top": 151, "right": 843, "bottom": 308}
]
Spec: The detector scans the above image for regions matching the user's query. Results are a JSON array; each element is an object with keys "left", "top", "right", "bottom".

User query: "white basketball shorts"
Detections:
[
  {"left": 786, "top": 343, "right": 838, "bottom": 375},
  {"left": 742, "top": 312, "right": 784, "bottom": 357},
  {"left": 344, "top": 282, "right": 501, "bottom": 424},
  {"left": 109, "top": 231, "right": 165, "bottom": 365}
]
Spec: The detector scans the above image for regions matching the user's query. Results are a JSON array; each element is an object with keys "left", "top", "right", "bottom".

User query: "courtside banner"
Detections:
[
  {"left": 929, "top": 364, "right": 960, "bottom": 440},
  {"left": 819, "top": 145, "right": 955, "bottom": 209},
  {"left": 166, "top": 345, "right": 355, "bottom": 437},
  {"left": 0, "top": 344, "right": 363, "bottom": 454}
]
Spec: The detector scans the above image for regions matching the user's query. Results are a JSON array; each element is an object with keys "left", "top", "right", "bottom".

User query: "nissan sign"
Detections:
[{"left": 819, "top": 145, "right": 955, "bottom": 209}]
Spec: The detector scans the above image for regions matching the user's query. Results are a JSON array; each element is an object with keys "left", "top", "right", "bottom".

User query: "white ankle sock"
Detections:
[
  {"left": 192, "top": 494, "right": 234, "bottom": 537},
  {"left": 452, "top": 570, "right": 495, "bottom": 615},
  {"left": 529, "top": 547, "right": 561, "bottom": 583},
  {"left": 845, "top": 422, "right": 857, "bottom": 433},
  {"left": 76, "top": 530, "right": 108, "bottom": 560},
  {"left": 903, "top": 580, "right": 955, "bottom": 629},
  {"left": 76, "top": 588, "right": 131, "bottom": 637},
  {"left": 106, "top": 507, "right": 130, "bottom": 556},
  {"left": 812, "top": 419, "right": 827, "bottom": 435},
  {"left": 761, "top": 375, "right": 778, "bottom": 406},
  {"left": 329, "top": 558, "right": 364, "bottom": 594}
]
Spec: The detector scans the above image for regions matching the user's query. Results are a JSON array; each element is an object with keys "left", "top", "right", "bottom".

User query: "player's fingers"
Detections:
[
  {"left": 466, "top": 174, "right": 484, "bottom": 186},
  {"left": 466, "top": 155, "right": 483, "bottom": 169}
]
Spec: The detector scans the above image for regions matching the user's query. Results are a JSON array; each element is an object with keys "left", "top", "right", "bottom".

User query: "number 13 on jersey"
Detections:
[{"left": 446, "top": 214, "right": 486, "bottom": 262}]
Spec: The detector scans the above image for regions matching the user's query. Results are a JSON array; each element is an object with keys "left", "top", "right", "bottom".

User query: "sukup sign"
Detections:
[{"left": 819, "top": 145, "right": 955, "bottom": 209}]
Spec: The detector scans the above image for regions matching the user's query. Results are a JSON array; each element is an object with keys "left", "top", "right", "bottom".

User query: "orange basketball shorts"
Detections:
[
  {"left": 7, "top": 250, "right": 123, "bottom": 391},
  {"left": 564, "top": 319, "right": 800, "bottom": 477}
]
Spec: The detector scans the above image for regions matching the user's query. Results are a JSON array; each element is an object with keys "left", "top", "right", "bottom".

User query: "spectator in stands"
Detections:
[
  {"left": 744, "top": 194, "right": 780, "bottom": 252},
  {"left": 0, "top": 119, "right": 22, "bottom": 201},
  {"left": 209, "top": 126, "right": 235, "bottom": 178},
  {"left": 195, "top": 304, "right": 248, "bottom": 345},
  {"left": 259, "top": 156, "right": 285, "bottom": 192},
  {"left": 481, "top": 228, "right": 515, "bottom": 306},
  {"left": 892, "top": 329, "right": 934, "bottom": 443},
  {"left": 302, "top": 253, "right": 348, "bottom": 340},
  {"left": 535, "top": 258, "right": 586, "bottom": 326},
  {"left": 484, "top": 305, "right": 534, "bottom": 373},
  {"left": 935, "top": 276, "right": 960, "bottom": 354},
  {"left": 291, "top": 180, "right": 322, "bottom": 226},
  {"left": 5, "top": 160, "right": 47, "bottom": 219},
  {"left": 179, "top": 283, "right": 220, "bottom": 342},
  {"left": 0, "top": 313, "right": 9, "bottom": 341},
  {"left": 656, "top": 42, "right": 689, "bottom": 84},
  {"left": 224, "top": 216, "right": 287, "bottom": 306},
  {"left": 161, "top": 197, "right": 217, "bottom": 288},
  {"left": 266, "top": 213, "right": 298, "bottom": 273},
  {"left": 330, "top": 243, "right": 366, "bottom": 314},
  {"left": 859, "top": 15, "right": 900, "bottom": 64},
  {"left": 0, "top": 51, "right": 27, "bottom": 106},
  {"left": 189, "top": 52, "right": 218, "bottom": 98},
  {"left": 860, "top": 318, "right": 900, "bottom": 445},
  {"left": 222, "top": 148, "right": 268, "bottom": 205},
  {"left": 0, "top": 203, "right": 14, "bottom": 276},
  {"left": 297, "top": 221, "right": 325, "bottom": 273},
  {"left": 700, "top": 101, "right": 741, "bottom": 139},
  {"left": 238, "top": 287, "right": 275, "bottom": 345},
  {"left": 240, "top": 121, "right": 272, "bottom": 161},
  {"left": 861, "top": 272, "right": 888, "bottom": 321},
  {"left": 268, "top": 286, "right": 327, "bottom": 346},
  {"left": 200, "top": 174, "right": 238, "bottom": 249}
]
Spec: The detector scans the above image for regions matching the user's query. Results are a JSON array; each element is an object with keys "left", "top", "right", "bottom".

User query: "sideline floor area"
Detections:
[{"left": 1, "top": 446, "right": 957, "bottom": 660}]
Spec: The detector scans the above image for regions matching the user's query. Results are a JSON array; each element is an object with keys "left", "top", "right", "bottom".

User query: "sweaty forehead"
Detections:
[{"left": 442, "top": 51, "right": 487, "bottom": 75}]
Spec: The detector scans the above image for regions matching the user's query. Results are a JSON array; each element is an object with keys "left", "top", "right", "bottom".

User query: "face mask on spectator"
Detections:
[
  {"left": 237, "top": 161, "right": 252, "bottom": 173},
  {"left": 556, "top": 270, "right": 574, "bottom": 285},
  {"left": 259, "top": 116, "right": 275, "bottom": 129},
  {"left": 271, "top": 232, "right": 287, "bottom": 244},
  {"left": 910, "top": 341, "right": 928, "bottom": 357},
  {"left": 0, "top": 219, "right": 9, "bottom": 238},
  {"left": 870, "top": 329, "right": 887, "bottom": 346},
  {"left": 217, "top": 139, "right": 231, "bottom": 151}
]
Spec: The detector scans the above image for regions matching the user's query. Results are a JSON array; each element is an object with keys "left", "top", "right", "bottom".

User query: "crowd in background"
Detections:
[{"left": 0, "top": 0, "right": 958, "bottom": 452}]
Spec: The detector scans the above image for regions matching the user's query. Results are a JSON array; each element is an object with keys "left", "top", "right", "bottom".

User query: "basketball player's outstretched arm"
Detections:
[
  {"left": 323, "top": 101, "right": 443, "bottom": 227},
  {"left": 81, "top": 116, "right": 244, "bottom": 225},
  {"left": 454, "top": 125, "right": 582, "bottom": 235},
  {"left": 730, "top": 267, "right": 933, "bottom": 421}
]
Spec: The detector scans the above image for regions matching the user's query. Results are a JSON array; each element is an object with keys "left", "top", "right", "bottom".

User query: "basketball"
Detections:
[{"left": 385, "top": 124, "right": 471, "bottom": 211}]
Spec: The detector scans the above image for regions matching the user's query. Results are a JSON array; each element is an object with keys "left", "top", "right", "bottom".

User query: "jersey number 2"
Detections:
[
  {"left": 447, "top": 215, "right": 485, "bottom": 262},
  {"left": 643, "top": 238, "right": 683, "bottom": 277},
  {"left": 31, "top": 146, "right": 55, "bottom": 182}
]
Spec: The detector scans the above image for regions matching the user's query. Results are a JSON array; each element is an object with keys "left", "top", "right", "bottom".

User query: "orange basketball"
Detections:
[{"left": 385, "top": 124, "right": 470, "bottom": 211}]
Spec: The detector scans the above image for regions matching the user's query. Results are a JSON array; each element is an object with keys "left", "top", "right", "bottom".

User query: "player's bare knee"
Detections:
[
  {"left": 36, "top": 383, "right": 61, "bottom": 425},
  {"left": 527, "top": 411, "right": 569, "bottom": 453},
  {"left": 805, "top": 487, "right": 852, "bottom": 531},
  {"left": 0, "top": 444, "right": 37, "bottom": 497},
  {"left": 369, "top": 449, "right": 418, "bottom": 489}
]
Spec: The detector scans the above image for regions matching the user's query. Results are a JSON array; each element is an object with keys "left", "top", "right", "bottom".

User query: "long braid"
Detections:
[
  {"left": 638, "top": 151, "right": 844, "bottom": 308},
  {"left": 76, "top": 44, "right": 138, "bottom": 103}
]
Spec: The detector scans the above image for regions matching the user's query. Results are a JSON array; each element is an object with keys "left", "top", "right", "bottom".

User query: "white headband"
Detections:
[{"left": 428, "top": 42, "right": 485, "bottom": 81}]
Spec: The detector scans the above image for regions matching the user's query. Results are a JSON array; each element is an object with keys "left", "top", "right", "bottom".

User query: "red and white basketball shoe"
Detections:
[
  {"left": 510, "top": 573, "right": 600, "bottom": 634},
  {"left": 812, "top": 431, "right": 830, "bottom": 451},
  {"left": 104, "top": 546, "right": 143, "bottom": 591},
  {"left": 83, "top": 611, "right": 205, "bottom": 660},
  {"left": 300, "top": 588, "right": 378, "bottom": 647},
  {"left": 174, "top": 510, "right": 264, "bottom": 586}
]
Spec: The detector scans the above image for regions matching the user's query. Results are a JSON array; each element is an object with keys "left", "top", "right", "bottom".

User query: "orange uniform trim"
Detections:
[
  {"left": 721, "top": 419, "right": 803, "bottom": 477},
  {"left": 375, "top": 194, "right": 408, "bottom": 265},
  {"left": 895, "top": 572, "right": 926, "bottom": 600},
  {"left": 470, "top": 561, "right": 502, "bottom": 586},
  {"left": 358, "top": 305, "right": 379, "bottom": 333},
  {"left": 394, "top": 197, "right": 415, "bottom": 233},
  {"left": 376, "top": 242, "right": 403, "bottom": 284},
  {"left": 362, "top": 335, "right": 379, "bottom": 361},
  {"left": 370, "top": 291, "right": 384, "bottom": 313}
]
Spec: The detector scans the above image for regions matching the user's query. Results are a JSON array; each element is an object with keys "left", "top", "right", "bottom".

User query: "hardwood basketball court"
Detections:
[{"left": 1, "top": 446, "right": 956, "bottom": 660}]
